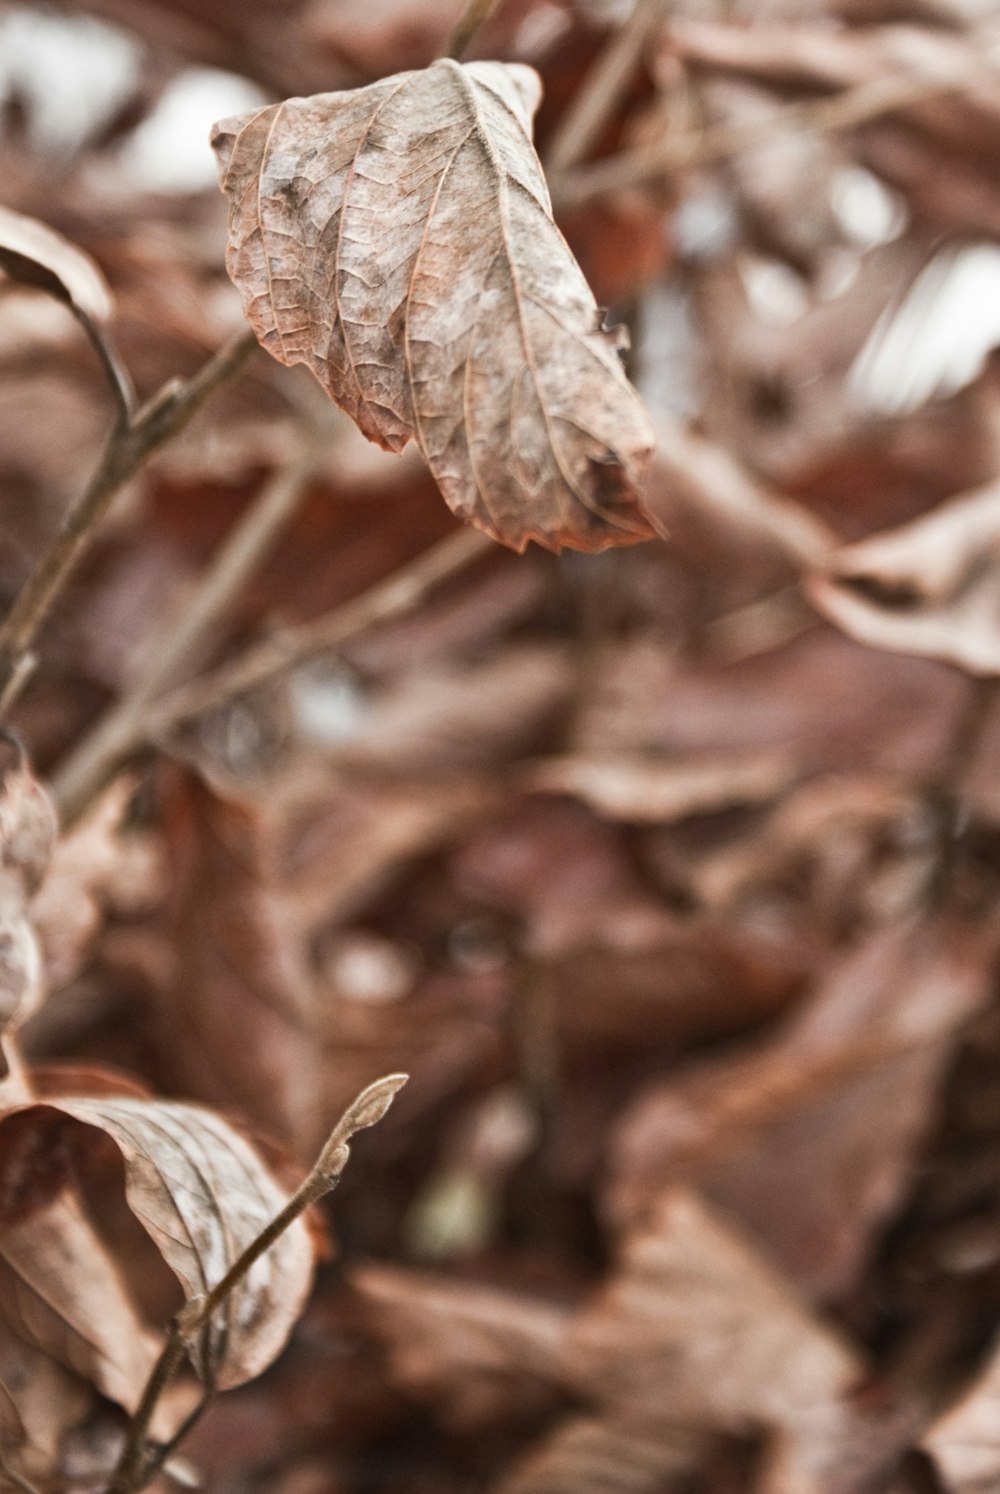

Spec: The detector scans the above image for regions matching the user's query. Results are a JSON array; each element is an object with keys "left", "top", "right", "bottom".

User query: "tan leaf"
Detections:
[
  {"left": 808, "top": 478, "right": 1000, "bottom": 674},
  {"left": 0, "top": 1186, "right": 163, "bottom": 1417},
  {"left": 608, "top": 920, "right": 994, "bottom": 1297},
  {"left": 569, "top": 1190, "right": 860, "bottom": 1430},
  {"left": 0, "top": 1322, "right": 111, "bottom": 1493},
  {"left": 211, "top": 60, "right": 655, "bottom": 553},
  {"left": 521, "top": 750, "right": 794, "bottom": 823},
  {"left": 923, "top": 1334, "right": 1000, "bottom": 1492},
  {"left": 0, "top": 1095, "right": 316, "bottom": 1390},
  {"left": 0, "top": 206, "right": 113, "bottom": 324},
  {"left": 352, "top": 1263, "right": 571, "bottom": 1431},
  {"left": 492, "top": 1415, "right": 706, "bottom": 1494}
]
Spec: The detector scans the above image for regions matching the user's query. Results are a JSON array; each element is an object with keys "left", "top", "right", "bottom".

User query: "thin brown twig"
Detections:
[
  {"left": 143, "top": 523, "right": 490, "bottom": 734},
  {"left": 104, "top": 1075, "right": 407, "bottom": 1494},
  {"left": 0, "top": 328, "right": 258, "bottom": 712},
  {"left": 447, "top": 0, "right": 501, "bottom": 60},
  {"left": 554, "top": 41, "right": 1000, "bottom": 207},
  {"left": 545, "top": 0, "right": 671, "bottom": 179},
  {"left": 53, "top": 435, "right": 325, "bottom": 821}
]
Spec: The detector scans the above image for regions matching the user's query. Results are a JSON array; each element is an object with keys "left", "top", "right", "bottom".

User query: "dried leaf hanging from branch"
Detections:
[{"left": 212, "top": 60, "right": 656, "bottom": 553}]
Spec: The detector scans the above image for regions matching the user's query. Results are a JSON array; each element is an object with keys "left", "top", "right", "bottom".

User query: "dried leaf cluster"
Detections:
[{"left": 4, "top": 1, "right": 1000, "bottom": 1492}]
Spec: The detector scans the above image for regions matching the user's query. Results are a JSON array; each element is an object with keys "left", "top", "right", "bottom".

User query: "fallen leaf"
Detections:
[
  {"left": 608, "top": 920, "right": 994, "bottom": 1297},
  {"left": 808, "top": 477, "right": 1000, "bottom": 674},
  {"left": 0, "top": 744, "right": 56, "bottom": 1038},
  {"left": 352, "top": 1264, "right": 571, "bottom": 1431},
  {"left": 567, "top": 1190, "right": 861, "bottom": 1488},
  {"left": 0, "top": 1321, "right": 113, "bottom": 1493},
  {"left": 0, "top": 206, "right": 113, "bottom": 324},
  {"left": 212, "top": 60, "right": 656, "bottom": 553},
  {"left": 522, "top": 749, "right": 794, "bottom": 823},
  {"left": 162, "top": 761, "right": 494, "bottom": 1146}
]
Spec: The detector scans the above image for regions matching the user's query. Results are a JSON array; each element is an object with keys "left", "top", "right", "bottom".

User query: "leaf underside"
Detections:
[{"left": 212, "top": 59, "right": 656, "bottom": 554}]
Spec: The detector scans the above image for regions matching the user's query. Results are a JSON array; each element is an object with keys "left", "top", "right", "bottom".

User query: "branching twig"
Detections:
[
  {"left": 53, "top": 436, "right": 325, "bottom": 820},
  {"left": 447, "top": 0, "right": 501, "bottom": 60},
  {"left": 545, "top": 0, "right": 671, "bottom": 179},
  {"left": 0, "top": 328, "right": 258, "bottom": 711},
  {"left": 554, "top": 42, "right": 1000, "bottom": 207},
  {"left": 55, "top": 524, "right": 491, "bottom": 820},
  {"left": 148, "top": 525, "right": 491, "bottom": 727},
  {"left": 53, "top": 524, "right": 492, "bottom": 819},
  {"left": 104, "top": 1073, "right": 408, "bottom": 1494}
]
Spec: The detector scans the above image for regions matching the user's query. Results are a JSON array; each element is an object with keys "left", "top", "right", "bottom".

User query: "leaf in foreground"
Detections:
[
  {"left": 212, "top": 60, "right": 656, "bottom": 554},
  {"left": 0, "top": 1094, "right": 315, "bottom": 1391}
]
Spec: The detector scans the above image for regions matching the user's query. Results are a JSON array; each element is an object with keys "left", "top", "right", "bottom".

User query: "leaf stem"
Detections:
[
  {"left": 52, "top": 435, "right": 324, "bottom": 820},
  {"left": 447, "top": 0, "right": 501, "bottom": 60}
]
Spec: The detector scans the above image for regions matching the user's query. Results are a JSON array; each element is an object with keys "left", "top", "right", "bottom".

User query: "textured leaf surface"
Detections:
[
  {"left": 0, "top": 1097, "right": 315, "bottom": 1390},
  {"left": 212, "top": 60, "right": 655, "bottom": 553}
]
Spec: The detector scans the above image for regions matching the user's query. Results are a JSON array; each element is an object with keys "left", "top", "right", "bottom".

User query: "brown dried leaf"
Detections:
[
  {"left": 352, "top": 1264, "right": 571, "bottom": 1431},
  {"left": 808, "top": 479, "right": 1000, "bottom": 674},
  {"left": 0, "top": 206, "right": 113, "bottom": 323},
  {"left": 0, "top": 1185, "right": 163, "bottom": 1417},
  {"left": 567, "top": 1190, "right": 861, "bottom": 1483},
  {"left": 0, "top": 1322, "right": 112, "bottom": 1493},
  {"left": 608, "top": 920, "right": 994, "bottom": 1297},
  {"left": 212, "top": 60, "right": 655, "bottom": 553},
  {"left": 0, "top": 1095, "right": 316, "bottom": 1390}
]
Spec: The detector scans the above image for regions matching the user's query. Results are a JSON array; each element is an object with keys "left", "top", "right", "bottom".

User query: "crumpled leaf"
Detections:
[
  {"left": 566, "top": 1190, "right": 862, "bottom": 1490},
  {"left": 212, "top": 59, "right": 656, "bottom": 554},
  {"left": 808, "top": 478, "right": 1000, "bottom": 674},
  {"left": 0, "top": 1093, "right": 315, "bottom": 1390},
  {"left": 608, "top": 919, "right": 994, "bottom": 1297},
  {"left": 0, "top": 206, "right": 113, "bottom": 323}
]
